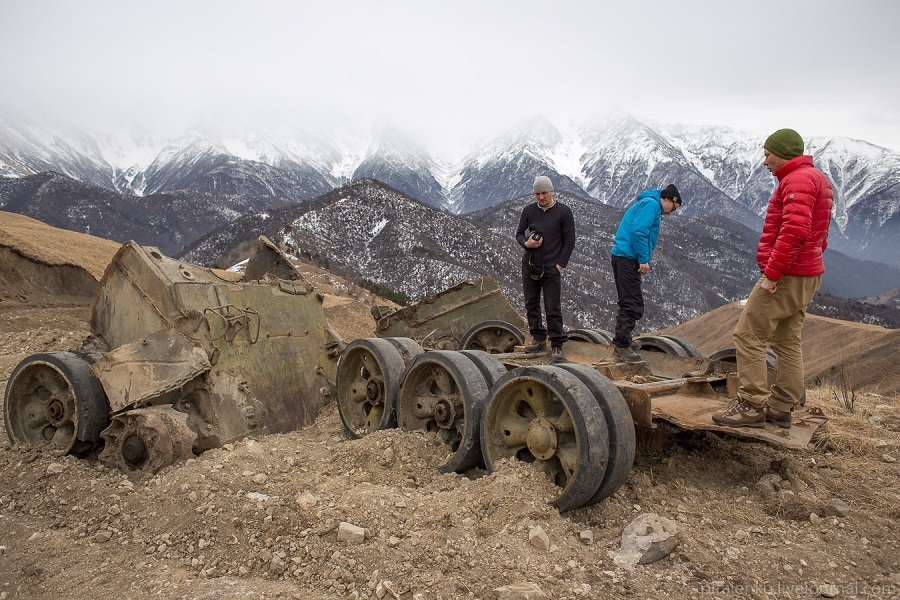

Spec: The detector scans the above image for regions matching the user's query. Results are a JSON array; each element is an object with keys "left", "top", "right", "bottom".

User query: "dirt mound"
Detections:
[
  {"left": 0, "top": 211, "right": 121, "bottom": 308},
  {"left": 659, "top": 301, "right": 900, "bottom": 396}
]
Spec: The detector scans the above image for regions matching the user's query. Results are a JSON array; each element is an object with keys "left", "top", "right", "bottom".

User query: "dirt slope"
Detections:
[
  {"left": 659, "top": 302, "right": 900, "bottom": 396},
  {"left": 1, "top": 215, "right": 898, "bottom": 600}
]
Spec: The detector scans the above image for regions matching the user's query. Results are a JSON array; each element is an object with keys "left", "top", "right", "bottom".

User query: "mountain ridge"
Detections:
[{"left": 2, "top": 112, "right": 898, "bottom": 267}]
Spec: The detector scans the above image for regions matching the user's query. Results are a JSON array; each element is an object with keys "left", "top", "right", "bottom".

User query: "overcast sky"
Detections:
[{"left": 2, "top": 0, "right": 899, "bottom": 155}]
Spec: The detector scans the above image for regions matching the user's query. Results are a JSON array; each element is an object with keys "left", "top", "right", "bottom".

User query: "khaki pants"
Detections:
[{"left": 733, "top": 274, "right": 822, "bottom": 412}]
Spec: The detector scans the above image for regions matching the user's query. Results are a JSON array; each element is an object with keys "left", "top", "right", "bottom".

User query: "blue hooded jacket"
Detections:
[{"left": 610, "top": 188, "right": 663, "bottom": 264}]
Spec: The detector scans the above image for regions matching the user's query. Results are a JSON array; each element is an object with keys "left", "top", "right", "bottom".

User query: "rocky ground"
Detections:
[
  {"left": 1, "top": 302, "right": 899, "bottom": 600},
  {"left": 1, "top": 214, "right": 899, "bottom": 599}
]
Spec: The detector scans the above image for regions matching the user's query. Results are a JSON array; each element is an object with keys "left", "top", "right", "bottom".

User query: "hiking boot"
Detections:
[
  {"left": 523, "top": 339, "right": 547, "bottom": 354},
  {"left": 712, "top": 398, "right": 765, "bottom": 428},
  {"left": 766, "top": 406, "right": 792, "bottom": 429},
  {"left": 613, "top": 345, "right": 642, "bottom": 363},
  {"left": 550, "top": 345, "right": 566, "bottom": 363}
]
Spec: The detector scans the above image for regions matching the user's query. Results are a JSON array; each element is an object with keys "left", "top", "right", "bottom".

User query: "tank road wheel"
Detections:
[
  {"left": 336, "top": 338, "right": 406, "bottom": 438},
  {"left": 458, "top": 320, "right": 525, "bottom": 354},
  {"left": 659, "top": 335, "right": 703, "bottom": 358},
  {"left": 481, "top": 366, "right": 609, "bottom": 512},
  {"left": 384, "top": 337, "right": 425, "bottom": 364},
  {"left": 710, "top": 347, "right": 777, "bottom": 369},
  {"left": 554, "top": 364, "right": 636, "bottom": 504},
  {"left": 565, "top": 329, "right": 612, "bottom": 345},
  {"left": 99, "top": 406, "right": 197, "bottom": 476},
  {"left": 634, "top": 335, "right": 690, "bottom": 356},
  {"left": 4, "top": 351, "right": 108, "bottom": 456},
  {"left": 458, "top": 350, "right": 509, "bottom": 388},
  {"left": 397, "top": 351, "right": 492, "bottom": 473}
]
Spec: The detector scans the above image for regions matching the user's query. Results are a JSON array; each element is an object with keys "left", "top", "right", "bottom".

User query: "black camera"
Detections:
[{"left": 531, "top": 232, "right": 542, "bottom": 242}]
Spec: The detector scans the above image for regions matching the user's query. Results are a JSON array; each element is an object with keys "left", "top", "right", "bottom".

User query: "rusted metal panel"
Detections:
[
  {"left": 375, "top": 277, "right": 526, "bottom": 349},
  {"left": 650, "top": 395, "right": 827, "bottom": 450},
  {"left": 90, "top": 329, "right": 211, "bottom": 413}
]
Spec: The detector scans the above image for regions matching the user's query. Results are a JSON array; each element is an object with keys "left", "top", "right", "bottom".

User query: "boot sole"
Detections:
[{"left": 766, "top": 418, "right": 792, "bottom": 429}]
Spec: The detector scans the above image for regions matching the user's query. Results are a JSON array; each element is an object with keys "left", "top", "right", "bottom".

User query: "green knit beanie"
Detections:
[{"left": 764, "top": 128, "right": 804, "bottom": 160}]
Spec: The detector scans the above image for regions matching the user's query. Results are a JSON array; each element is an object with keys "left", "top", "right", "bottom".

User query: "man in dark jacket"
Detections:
[
  {"left": 713, "top": 128, "right": 833, "bottom": 429},
  {"left": 609, "top": 184, "right": 681, "bottom": 362},
  {"left": 515, "top": 175, "right": 576, "bottom": 363}
]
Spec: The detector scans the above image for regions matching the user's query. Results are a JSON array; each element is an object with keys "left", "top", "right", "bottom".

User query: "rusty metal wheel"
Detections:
[
  {"left": 384, "top": 337, "right": 425, "bottom": 364},
  {"left": 99, "top": 406, "right": 197, "bottom": 476},
  {"left": 397, "top": 350, "right": 492, "bottom": 473},
  {"left": 336, "top": 338, "right": 406, "bottom": 438},
  {"left": 458, "top": 320, "right": 525, "bottom": 354},
  {"left": 554, "top": 363, "right": 635, "bottom": 504},
  {"left": 480, "top": 365, "right": 609, "bottom": 512},
  {"left": 566, "top": 329, "right": 612, "bottom": 345},
  {"left": 634, "top": 335, "right": 690, "bottom": 356},
  {"left": 658, "top": 335, "right": 703, "bottom": 358},
  {"left": 458, "top": 350, "right": 509, "bottom": 388},
  {"left": 3, "top": 351, "right": 108, "bottom": 455},
  {"left": 710, "top": 347, "right": 777, "bottom": 369}
]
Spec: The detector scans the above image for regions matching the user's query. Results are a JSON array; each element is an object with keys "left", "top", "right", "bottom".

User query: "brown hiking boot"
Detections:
[
  {"left": 613, "top": 345, "right": 642, "bottom": 363},
  {"left": 712, "top": 398, "right": 765, "bottom": 428},
  {"left": 550, "top": 345, "right": 566, "bottom": 363},
  {"left": 766, "top": 406, "right": 792, "bottom": 429},
  {"left": 523, "top": 339, "right": 547, "bottom": 354}
]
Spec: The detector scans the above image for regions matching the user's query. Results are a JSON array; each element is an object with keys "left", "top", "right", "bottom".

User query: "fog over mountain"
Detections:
[{"left": 2, "top": 113, "right": 898, "bottom": 269}]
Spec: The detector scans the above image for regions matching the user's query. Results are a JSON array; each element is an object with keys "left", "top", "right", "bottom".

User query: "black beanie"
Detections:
[{"left": 661, "top": 184, "right": 681, "bottom": 205}]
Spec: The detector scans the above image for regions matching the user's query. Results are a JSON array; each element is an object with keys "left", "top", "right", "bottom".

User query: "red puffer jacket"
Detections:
[{"left": 758, "top": 155, "right": 834, "bottom": 280}]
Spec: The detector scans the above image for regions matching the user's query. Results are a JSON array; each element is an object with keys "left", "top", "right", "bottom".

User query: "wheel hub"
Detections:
[
  {"left": 433, "top": 399, "right": 457, "bottom": 429},
  {"left": 121, "top": 434, "right": 148, "bottom": 467},
  {"left": 46, "top": 397, "right": 69, "bottom": 427},
  {"left": 526, "top": 417, "right": 558, "bottom": 460},
  {"left": 365, "top": 379, "right": 383, "bottom": 404}
]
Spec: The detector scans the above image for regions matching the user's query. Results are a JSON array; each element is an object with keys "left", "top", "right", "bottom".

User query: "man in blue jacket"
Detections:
[{"left": 610, "top": 184, "right": 682, "bottom": 362}]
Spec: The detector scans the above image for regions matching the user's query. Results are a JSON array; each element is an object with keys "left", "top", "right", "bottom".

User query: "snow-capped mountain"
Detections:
[
  {"left": 2, "top": 112, "right": 898, "bottom": 267},
  {"left": 178, "top": 180, "right": 900, "bottom": 331}
]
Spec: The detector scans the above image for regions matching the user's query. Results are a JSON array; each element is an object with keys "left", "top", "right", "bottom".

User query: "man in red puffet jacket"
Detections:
[{"left": 713, "top": 128, "right": 834, "bottom": 429}]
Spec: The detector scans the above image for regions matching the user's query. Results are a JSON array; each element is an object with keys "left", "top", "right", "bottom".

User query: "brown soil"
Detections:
[{"left": 1, "top": 212, "right": 899, "bottom": 600}]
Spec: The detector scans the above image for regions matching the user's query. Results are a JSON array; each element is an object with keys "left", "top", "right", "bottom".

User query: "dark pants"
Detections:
[
  {"left": 611, "top": 255, "right": 644, "bottom": 348},
  {"left": 522, "top": 263, "right": 567, "bottom": 347}
]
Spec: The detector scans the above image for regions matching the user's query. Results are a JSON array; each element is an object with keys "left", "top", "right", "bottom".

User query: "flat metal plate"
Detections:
[{"left": 651, "top": 394, "right": 828, "bottom": 450}]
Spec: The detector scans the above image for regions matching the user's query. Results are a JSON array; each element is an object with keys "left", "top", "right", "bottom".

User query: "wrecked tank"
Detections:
[
  {"left": 335, "top": 282, "right": 828, "bottom": 512},
  {"left": 3, "top": 236, "right": 344, "bottom": 476}
]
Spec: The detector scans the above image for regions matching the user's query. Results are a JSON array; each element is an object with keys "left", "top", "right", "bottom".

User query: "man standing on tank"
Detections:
[
  {"left": 515, "top": 175, "right": 576, "bottom": 363},
  {"left": 713, "top": 128, "right": 833, "bottom": 429}
]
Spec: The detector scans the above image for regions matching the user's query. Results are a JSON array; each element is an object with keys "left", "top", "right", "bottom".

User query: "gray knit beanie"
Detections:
[{"left": 533, "top": 175, "right": 553, "bottom": 193}]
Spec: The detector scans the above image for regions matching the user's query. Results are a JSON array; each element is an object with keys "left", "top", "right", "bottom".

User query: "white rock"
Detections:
[
  {"left": 609, "top": 513, "right": 680, "bottom": 570},
  {"left": 822, "top": 499, "right": 850, "bottom": 518},
  {"left": 493, "top": 581, "right": 547, "bottom": 599},
  {"left": 94, "top": 531, "right": 113, "bottom": 543},
  {"left": 296, "top": 491, "right": 318, "bottom": 510},
  {"left": 337, "top": 522, "right": 366, "bottom": 544},
  {"left": 528, "top": 526, "right": 551, "bottom": 551}
]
